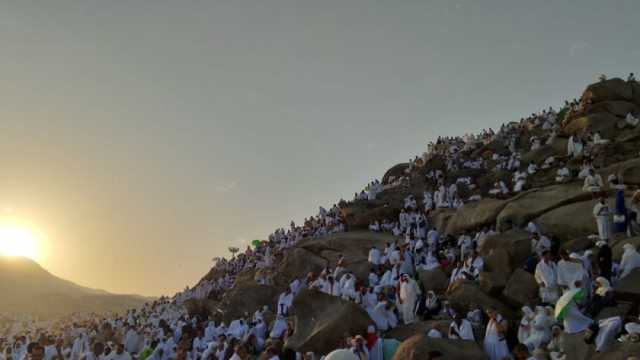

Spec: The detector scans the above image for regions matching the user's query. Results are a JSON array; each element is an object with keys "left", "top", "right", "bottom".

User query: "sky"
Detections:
[{"left": 1, "top": 0, "right": 638, "bottom": 296}]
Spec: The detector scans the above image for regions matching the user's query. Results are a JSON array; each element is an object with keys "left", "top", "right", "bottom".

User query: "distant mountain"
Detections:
[{"left": 0, "top": 256, "right": 152, "bottom": 318}]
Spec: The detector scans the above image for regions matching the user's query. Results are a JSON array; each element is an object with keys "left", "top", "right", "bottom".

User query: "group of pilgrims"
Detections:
[{"left": 3, "top": 74, "right": 640, "bottom": 360}]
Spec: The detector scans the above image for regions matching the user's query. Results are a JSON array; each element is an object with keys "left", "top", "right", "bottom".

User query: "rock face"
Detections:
[
  {"left": 273, "top": 247, "right": 328, "bottom": 287},
  {"left": 341, "top": 202, "right": 399, "bottom": 230},
  {"left": 563, "top": 113, "right": 621, "bottom": 138},
  {"left": 296, "top": 231, "right": 396, "bottom": 281},
  {"left": 478, "top": 271, "right": 507, "bottom": 295},
  {"left": 496, "top": 183, "right": 591, "bottom": 231},
  {"left": 418, "top": 268, "right": 448, "bottom": 293},
  {"left": 536, "top": 200, "right": 598, "bottom": 241},
  {"left": 583, "top": 78, "right": 634, "bottom": 103},
  {"left": 613, "top": 268, "right": 640, "bottom": 301},
  {"left": 392, "top": 335, "right": 488, "bottom": 360},
  {"left": 502, "top": 269, "right": 539, "bottom": 306},
  {"left": 285, "top": 289, "right": 373, "bottom": 355},
  {"left": 446, "top": 281, "right": 511, "bottom": 317},
  {"left": 590, "top": 342, "right": 640, "bottom": 360},
  {"left": 217, "top": 283, "right": 282, "bottom": 322},
  {"left": 382, "top": 163, "right": 410, "bottom": 184},
  {"left": 445, "top": 199, "right": 507, "bottom": 235},
  {"left": 601, "top": 158, "right": 640, "bottom": 186},
  {"left": 385, "top": 320, "right": 450, "bottom": 341},
  {"left": 480, "top": 230, "right": 531, "bottom": 268}
]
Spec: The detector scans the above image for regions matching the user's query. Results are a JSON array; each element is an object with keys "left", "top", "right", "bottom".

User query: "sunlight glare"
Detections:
[{"left": 0, "top": 222, "right": 42, "bottom": 260}]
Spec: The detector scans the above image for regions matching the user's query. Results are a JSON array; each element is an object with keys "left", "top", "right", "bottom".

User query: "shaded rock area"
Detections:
[
  {"left": 502, "top": 269, "right": 539, "bottom": 306},
  {"left": 285, "top": 289, "right": 373, "bottom": 355},
  {"left": 614, "top": 268, "right": 640, "bottom": 301},
  {"left": 536, "top": 200, "right": 598, "bottom": 241},
  {"left": 445, "top": 199, "right": 507, "bottom": 235},
  {"left": 418, "top": 268, "right": 449, "bottom": 293},
  {"left": 392, "top": 335, "right": 489, "bottom": 360}
]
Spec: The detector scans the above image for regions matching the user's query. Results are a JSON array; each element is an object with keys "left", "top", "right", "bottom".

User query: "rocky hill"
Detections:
[
  {"left": 0, "top": 256, "right": 151, "bottom": 318},
  {"left": 190, "top": 77, "right": 640, "bottom": 359}
]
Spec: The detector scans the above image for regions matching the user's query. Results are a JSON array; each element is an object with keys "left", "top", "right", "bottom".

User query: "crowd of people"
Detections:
[{"left": 2, "top": 75, "right": 640, "bottom": 360}]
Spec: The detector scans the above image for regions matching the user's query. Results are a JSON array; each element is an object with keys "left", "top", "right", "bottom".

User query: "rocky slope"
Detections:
[{"left": 193, "top": 78, "right": 640, "bottom": 358}]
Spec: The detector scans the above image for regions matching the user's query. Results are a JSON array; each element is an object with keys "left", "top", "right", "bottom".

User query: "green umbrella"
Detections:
[
  {"left": 251, "top": 239, "right": 262, "bottom": 247},
  {"left": 554, "top": 287, "right": 586, "bottom": 321}
]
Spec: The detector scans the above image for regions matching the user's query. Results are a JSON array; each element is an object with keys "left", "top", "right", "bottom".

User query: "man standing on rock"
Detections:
[
  {"left": 535, "top": 250, "right": 560, "bottom": 304},
  {"left": 397, "top": 274, "right": 421, "bottom": 324}
]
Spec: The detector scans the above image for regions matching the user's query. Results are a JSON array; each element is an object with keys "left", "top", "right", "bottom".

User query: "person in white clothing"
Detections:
[
  {"left": 398, "top": 274, "right": 421, "bottom": 324},
  {"left": 483, "top": 308, "right": 510, "bottom": 360},
  {"left": 449, "top": 314, "right": 475, "bottom": 341},
  {"left": 619, "top": 243, "right": 640, "bottom": 279}
]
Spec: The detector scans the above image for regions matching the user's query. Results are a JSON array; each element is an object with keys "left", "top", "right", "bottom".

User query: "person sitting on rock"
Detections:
[
  {"left": 583, "top": 169, "right": 604, "bottom": 196},
  {"left": 368, "top": 221, "right": 381, "bottom": 232},
  {"left": 513, "top": 170, "right": 528, "bottom": 193},
  {"left": 523, "top": 306, "right": 554, "bottom": 351},
  {"left": 619, "top": 243, "right": 640, "bottom": 279},
  {"left": 518, "top": 306, "right": 535, "bottom": 345},
  {"left": 421, "top": 291, "right": 441, "bottom": 320},
  {"left": 626, "top": 112, "right": 640, "bottom": 127},
  {"left": 584, "top": 316, "right": 623, "bottom": 353},
  {"left": 567, "top": 135, "right": 585, "bottom": 159},
  {"left": 555, "top": 163, "right": 571, "bottom": 183},
  {"left": 488, "top": 181, "right": 509, "bottom": 198},
  {"left": 438, "top": 301, "right": 457, "bottom": 320},
  {"left": 449, "top": 313, "right": 475, "bottom": 341}
]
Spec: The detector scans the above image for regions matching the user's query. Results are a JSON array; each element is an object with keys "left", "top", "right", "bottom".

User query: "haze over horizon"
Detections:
[{"left": 1, "top": 0, "right": 638, "bottom": 297}]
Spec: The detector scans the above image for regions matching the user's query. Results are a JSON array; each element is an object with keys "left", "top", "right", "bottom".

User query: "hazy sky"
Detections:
[{"left": 1, "top": 0, "right": 638, "bottom": 296}]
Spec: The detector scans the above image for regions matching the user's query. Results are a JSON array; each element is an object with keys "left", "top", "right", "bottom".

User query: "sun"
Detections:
[{"left": 0, "top": 221, "right": 42, "bottom": 260}]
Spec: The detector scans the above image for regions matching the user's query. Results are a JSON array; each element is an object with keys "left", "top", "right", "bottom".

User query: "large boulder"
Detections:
[
  {"left": 590, "top": 341, "right": 640, "bottom": 360},
  {"left": 560, "top": 331, "right": 594, "bottom": 360},
  {"left": 520, "top": 137, "right": 568, "bottom": 169},
  {"left": 582, "top": 78, "right": 634, "bottom": 103},
  {"left": 285, "top": 289, "right": 373, "bottom": 355},
  {"left": 483, "top": 248, "right": 511, "bottom": 274},
  {"left": 341, "top": 203, "right": 399, "bottom": 230},
  {"left": 418, "top": 268, "right": 448, "bottom": 293},
  {"left": 590, "top": 100, "right": 640, "bottom": 117},
  {"left": 594, "top": 301, "right": 633, "bottom": 322},
  {"left": 563, "top": 112, "right": 621, "bottom": 139},
  {"left": 601, "top": 157, "right": 640, "bottom": 186},
  {"left": 217, "top": 283, "right": 282, "bottom": 322},
  {"left": 430, "top": 208, "right": 456, "bottom": 234},
  {"left": 272, "top": 247, "right": 328, "bottom": 287},
  {"left": 502, "top": 269, "right": 539, "bottom": 306},
  {"left": 445, "top": 199, "right": 508, "bottom": 235},
  {"left": 446, "top": 282, "right": 511, "bottom": 317},
  {"left": 392, "top": 335, "right": 488, "bottom": 360},
  {"left": 480, "top": 230, "right": 531, "bottom": 268},
  {"left": 496, "top": 183, "right": 591, "bottom": 231},
  {"left": 613, "top": 268, "right": 640, "bottom": 301},
  {"left": 478, "top": 271, "right": 507, "bottom": 296},
  {"left": 536, "top": 200, "right": 598, "bottom": 242},
  {"left": 385, "top": 320, "right": 450, "bottom": 341},
  {"left": 382, "top": 163, "right": 410, "bottom": 185}
]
